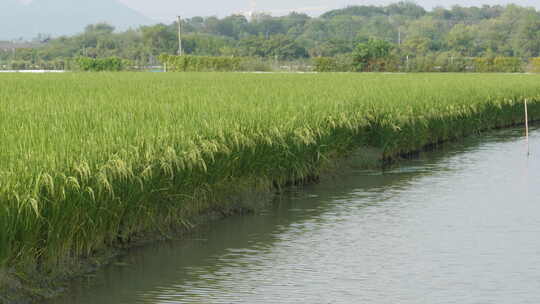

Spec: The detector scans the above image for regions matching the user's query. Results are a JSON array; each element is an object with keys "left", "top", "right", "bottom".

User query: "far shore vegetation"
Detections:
[{"left": 3, "top": 3, "right": 540, "bottom": 72}]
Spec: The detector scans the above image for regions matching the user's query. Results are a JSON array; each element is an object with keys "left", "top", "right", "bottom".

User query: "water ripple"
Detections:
[{"left": 51, "top": 127, "right": 540, "bottom": 304}]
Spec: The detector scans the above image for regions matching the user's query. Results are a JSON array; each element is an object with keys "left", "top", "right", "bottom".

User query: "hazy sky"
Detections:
[{"left": 115, "top": 0, "right": 540, "bottom": 21}]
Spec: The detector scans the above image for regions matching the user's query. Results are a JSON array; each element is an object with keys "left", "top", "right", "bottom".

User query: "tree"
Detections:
[
  {"left": 252, "top": 14, "right": 285, "bottom": 37},
  {"left": 401, "top": 36, "right": 431, "bottom": 56},
  {"left": 387, "top": 2, "right": 426, "bottom": 18},
  {"left": 321, "top": 5, "right": 386, "bottom": 19},
  {"left": 85, "top": 23, "right": 115, "bottom": 35},
  {"left": 214, "top": 15, "right": 249, "bottom": 39},
  {"left": 280, "top": 12, "right": 311, "bottom": 32},
  {"left": 264, "top": 35, "right": 308, "bottom": 60},
  {"left": 7, "top": 2, "right": 540, "bottom": 71},
  {"left": 237, "top": 35, "right": 308, "bottom": 60},
  {"left": 445, "top": 24, "right": 477, "bottom": 56},
  {"left": 353, "top": 38, "right": 394, "bottom": 71},
  {"left": 141, "top": 24, "right": 176, "bottom": 55},
  {"left": 512, "top": 14, "right": 540, "bottom": 57}
]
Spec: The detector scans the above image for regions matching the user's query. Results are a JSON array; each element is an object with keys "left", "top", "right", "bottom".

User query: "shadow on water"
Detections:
[{"left": 49, "top": 126, "right": 537, "bottom": 304}]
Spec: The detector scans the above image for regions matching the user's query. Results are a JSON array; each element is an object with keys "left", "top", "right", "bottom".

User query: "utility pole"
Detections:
[
  {"left": 406, "top": 55, "right": 410, "bottom": 70},
  {"left": 398, "top": 28, "right": 401, "bottom": 46},
  {"left": 177, "top": 16, "right": 183, "bottom": 56}
]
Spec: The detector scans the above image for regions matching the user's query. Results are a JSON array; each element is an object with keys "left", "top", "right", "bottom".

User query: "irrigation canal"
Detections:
[{"left": 50, "top": 127, "right": 540, "bottom": 304}]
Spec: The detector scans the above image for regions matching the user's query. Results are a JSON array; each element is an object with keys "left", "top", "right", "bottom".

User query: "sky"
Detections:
[{"left": 116, "top": 0, "right": 540, "bottom": 21}]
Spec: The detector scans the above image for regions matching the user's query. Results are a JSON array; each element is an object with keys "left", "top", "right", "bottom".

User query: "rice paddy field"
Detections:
[{"left": 1, "top": 72, "right": 540, "bottom": 299}]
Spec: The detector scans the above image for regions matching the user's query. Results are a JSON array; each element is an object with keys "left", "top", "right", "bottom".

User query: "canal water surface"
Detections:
[{"left": 51, "top": 127, "right": 540, "bottom": 304}]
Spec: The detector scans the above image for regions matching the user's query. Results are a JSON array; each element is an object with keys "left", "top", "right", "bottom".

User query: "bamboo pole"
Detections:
[{"left": 525, "top": 98, "right": 530, "bottom": 156}]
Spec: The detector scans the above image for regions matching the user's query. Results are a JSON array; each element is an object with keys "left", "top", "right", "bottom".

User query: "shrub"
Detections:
[
  {"left": 314, "top": 57, "right": 338, "bottom": 72},
  {"left": 474, "top": 57, "right": 523, "bottom": 73},
  {"left": 74, "top": 57, "right": 128, "bottom": 71},
  {"left": 313, "top": 55, "right": 355, "bottom": 72},
  {"left": 528, "top": 58, "right": 540, "bottom": 73},
  {"left": 159, "top": 54, "right": 243, "bottom": 72},
  {"left": 238, "top": 57, "right": 273, "bottom": 72},
  {"left": 9, "top": 60, "right": 31, "bottom": 70}
]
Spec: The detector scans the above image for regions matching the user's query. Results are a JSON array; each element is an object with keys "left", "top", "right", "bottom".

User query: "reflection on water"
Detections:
[{"left": 51, "top": 127, "right": 540, "bottom": 304}]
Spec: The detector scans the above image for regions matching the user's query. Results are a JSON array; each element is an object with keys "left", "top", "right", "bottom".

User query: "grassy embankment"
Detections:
[{"left": 1, "top": 73, "right": 539, "bottom": 300}]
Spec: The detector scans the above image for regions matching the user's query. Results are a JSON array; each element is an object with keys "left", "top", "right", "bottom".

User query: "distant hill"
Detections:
[{"left": 0, "top": 0, "right": 154, "bottom": 40}]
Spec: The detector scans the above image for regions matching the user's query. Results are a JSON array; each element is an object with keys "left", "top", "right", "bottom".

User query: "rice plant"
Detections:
[{"left": 0, "top": 72, "right": 539, "bottom": 285}]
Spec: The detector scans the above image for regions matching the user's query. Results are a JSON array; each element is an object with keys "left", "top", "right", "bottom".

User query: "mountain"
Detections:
[{"left": 0, "top": 0, "right": 154, "bottom": 40}]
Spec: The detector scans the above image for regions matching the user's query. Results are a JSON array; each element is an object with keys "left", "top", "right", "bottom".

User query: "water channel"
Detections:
[{"left": 51, "top": 127, "right": 540, "bottom": 304}]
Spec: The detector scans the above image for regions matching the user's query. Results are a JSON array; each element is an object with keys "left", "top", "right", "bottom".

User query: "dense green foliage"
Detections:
[
  {"left": 315, "top": 51, "right": 528, "bottom": 72},
  {"left": 314, "top": 57, "right": 345, "bottom": 72},
  {"left": 313, "top": 55, "right": 355, "bottom": 72},
  {"left": 529, "top": 57, "right": 540, "bottom": 72},
  {"left": 74, "top": 56, "right": 128, "bottom": 71},
  {"left": 473, "top": 57, "right": 524, "bottom": 72},
  {"left": 3, "top": 3, "right": 540, "bottom": 71},
  {"left": 1, "top": 73, "right": 540, "bottom": 290},
  {"left": 352, "top": 38, "right": 395, "bottom": 71},
  {"left": 158, "top": 54, "right": 242, "bottom": 71}
]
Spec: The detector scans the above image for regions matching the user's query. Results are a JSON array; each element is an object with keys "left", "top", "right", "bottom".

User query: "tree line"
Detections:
[{"left": 2, "top": 2, "right": 540, "bottom": 71}]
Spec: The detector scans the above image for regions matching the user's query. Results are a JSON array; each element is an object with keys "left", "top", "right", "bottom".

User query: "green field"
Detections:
[{"left": 1, "top": 73, "right": 539, "bottom": 295}]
